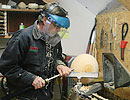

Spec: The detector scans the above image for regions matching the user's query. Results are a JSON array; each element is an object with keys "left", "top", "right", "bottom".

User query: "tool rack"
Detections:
[{"left": 96, "top": 11, "right": 130, "bottom": 99}]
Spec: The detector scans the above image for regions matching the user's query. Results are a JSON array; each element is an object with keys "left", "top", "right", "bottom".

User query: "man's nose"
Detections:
[{"left": 56, "top": 27, "right": 61, "bottom": 32}]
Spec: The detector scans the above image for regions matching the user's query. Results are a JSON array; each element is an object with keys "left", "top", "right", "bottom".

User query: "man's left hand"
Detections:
[{"left": 57, "top": 65, "right": 72, "bottom": 76}]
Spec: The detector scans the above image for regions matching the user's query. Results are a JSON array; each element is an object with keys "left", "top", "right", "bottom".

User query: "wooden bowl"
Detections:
[{"left": 70, "top": 54, "right": 99, "bottom": 84}]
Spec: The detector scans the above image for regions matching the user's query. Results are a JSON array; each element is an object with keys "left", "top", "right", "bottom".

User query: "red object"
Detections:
[
  {"left": 120, "top": 40, "right": 128, "bottom": 48},
  {"left": 120, "top": 40, "right": 128, "bottom": 60},
  {"left": 29, "top": 46, "right": 38, "bottom": 50},
  {"left": 65, "top": 56, "right": 72, "bottom": 62}
]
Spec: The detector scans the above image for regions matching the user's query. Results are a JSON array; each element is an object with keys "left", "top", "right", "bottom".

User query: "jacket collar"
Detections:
[{"left": 33, "top": 20, "right": 45, "bottom": 41}]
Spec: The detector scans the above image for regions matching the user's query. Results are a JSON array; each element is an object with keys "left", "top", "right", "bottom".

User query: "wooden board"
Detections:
[
  {"left": 119, "top": 0, "right": 130, "bottom": 11},
  {"left": 96, "top": 11, "right": 130, "bottom": 99}
]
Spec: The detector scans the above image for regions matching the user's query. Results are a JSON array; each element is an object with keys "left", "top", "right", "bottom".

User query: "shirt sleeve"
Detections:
[{"left": 55, "top": 41, "right": 68, "bottom": 67}]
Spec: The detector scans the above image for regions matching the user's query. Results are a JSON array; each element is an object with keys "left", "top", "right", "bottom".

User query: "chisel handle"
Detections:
[{"left": 121, "top": 48, "right": 124, "bottom": 60}]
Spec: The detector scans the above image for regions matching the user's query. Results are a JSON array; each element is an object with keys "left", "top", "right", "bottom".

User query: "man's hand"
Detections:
[
  {"left": 57, "top": 65, "right": 72, "bottom": 76},
  {"left": 32, "top": 76, "right": 45, "bottom": 90}
]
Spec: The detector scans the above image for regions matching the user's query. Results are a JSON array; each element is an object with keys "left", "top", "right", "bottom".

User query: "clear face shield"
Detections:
[{"left": 42, "top": 14, "right": 70, "bottom": 46}]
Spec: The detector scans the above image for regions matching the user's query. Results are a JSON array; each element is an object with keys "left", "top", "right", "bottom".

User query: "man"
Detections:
[{"left": 0, "top": 3, "right": 71, "bottom": 100}]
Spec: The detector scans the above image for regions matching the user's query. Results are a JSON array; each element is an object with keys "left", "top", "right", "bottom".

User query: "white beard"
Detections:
[
  {"left": 41, "top": 20, "right": 61, "bottom": 46},
  {"left": 42, "top": 20, "right": 57, "bottom": 37}
]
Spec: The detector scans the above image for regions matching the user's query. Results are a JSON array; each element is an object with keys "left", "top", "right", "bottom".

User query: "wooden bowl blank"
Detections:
[{"left": 70, "top": 54, "right": 99, "bottom": 84}]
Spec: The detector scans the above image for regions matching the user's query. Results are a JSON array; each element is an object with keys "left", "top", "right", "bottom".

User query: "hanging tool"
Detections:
[
  {"left": 100, "top": 28, "right": 104, "bottom": 48},
  {"left": 110, "top": 16, "right": 113, "bottom": 51},
  {"left": 120, "top": 22, "right": 128, "bottom": 60},
  {"left": 113, "top": 17, "right": 117, "bottom": 50},
  {"left": 0, "top": 74, "right": 61, "bottom": 100},
  {"left": 104, "top": 32, "right": 108, "bottom": 51}
]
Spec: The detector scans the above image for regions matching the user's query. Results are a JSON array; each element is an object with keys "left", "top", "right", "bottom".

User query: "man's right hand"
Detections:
[{"left": 32, "top": 76, "right": 45, "bottom": 90}]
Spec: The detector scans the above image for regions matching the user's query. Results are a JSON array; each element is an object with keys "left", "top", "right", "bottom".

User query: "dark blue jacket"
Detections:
[{"left": 0, "top": 22, "right": 66, "bottom": 100}]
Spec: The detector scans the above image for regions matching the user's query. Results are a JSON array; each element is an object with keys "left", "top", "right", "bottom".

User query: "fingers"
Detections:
[
  {"left": 62, "top": 68, "right": 71, "bottom": 76},
  {"left": 57, "top": 65, "right": 72, "bottom": 76},
  {"left": 58, "top": 68, "right": 63, "bottom": 76},
  {"left": 32, "top": 76, "right": 45, "bottom": 90}
]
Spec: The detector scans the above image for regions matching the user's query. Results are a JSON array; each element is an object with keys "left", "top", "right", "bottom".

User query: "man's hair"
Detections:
[
  {"left": 38, "top": 3, "right": 68, "bottom": 22},
  {"left": 42, "top": 3, "right": 68, "bottom": 17}
]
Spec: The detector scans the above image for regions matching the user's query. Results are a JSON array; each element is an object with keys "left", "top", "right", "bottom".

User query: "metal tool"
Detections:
[
  {"left": 67, "top": 67, "right": 98, "bottom": 91},
  {"left": 104, "top": 32, "right": 108, "bottom": 51},
  {"left": 113, "top": 17, "right": 117, "bottom": 50},
  {"left": 122, "top": 23, "right": 128, "bottom": 40},
  {"left": 45, "top": 74, "right": 60, "bottom": 83},
  {"left": 68, "top": 72, "right": 98, "bottom": 87},
  {"left": 110, "top": 16, "right": 113, "bottom": 51},
  {"left": 120, "top": 22, "right": 128, "bottom": 60},
  {"left": 100, "top": 28, "right": 104, "bottom": 48},
  {"left": 103, "top": 53, "right": 130, "bottom": 90},
  {"left": 0, "top": 74, "right": 60, "bottom": 100},
  {"left": 67, "top": 72, "right": 98, "bottom": 79},
  {"left": 68, "top": 69, "right": 100, "bottom": 99}
]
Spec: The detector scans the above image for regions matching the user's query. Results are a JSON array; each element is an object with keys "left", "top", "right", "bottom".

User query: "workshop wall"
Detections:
[
  {"left": 119, "top": 0, "right": 130, "bottom": 11},
  {"left": 96, "top": 11, "right": 130, "bottom": 99},
  {"left": 57, "top": 0, "right": 96, "bottom": 56}
]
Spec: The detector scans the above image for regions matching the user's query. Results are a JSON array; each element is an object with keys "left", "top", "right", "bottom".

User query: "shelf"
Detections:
[
  {"left": 0, "top": 35, "right": 12, "bottom": 38},
  {"left": 0, "top": 8, "right": 40, "bottom": 12},
  {"left": 0, "top": 9, "right": 40, "bottom": 33},
  {"left": 0, "top": 8, "right": 40, "bottom": 38},
  {"left": 0, "top": 0, "right": 44, "bottom": 39}
]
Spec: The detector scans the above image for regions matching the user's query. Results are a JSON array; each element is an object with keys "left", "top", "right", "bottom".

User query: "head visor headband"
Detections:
[{"left": 47, "top": 14, "right": 70, "bottom": 29}]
